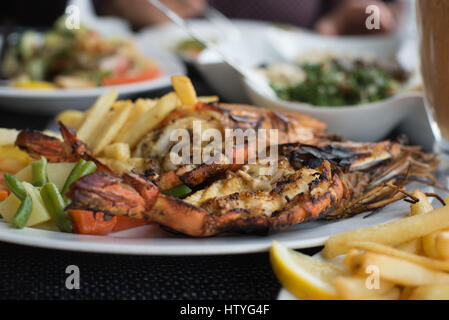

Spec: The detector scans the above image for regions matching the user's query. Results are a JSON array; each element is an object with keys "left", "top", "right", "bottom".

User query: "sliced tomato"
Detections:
[
  {"left": 102, "top": 68, "right": 161, "bottom": 86},
  {"left": 112, "top": 216, "right": 151, "bottom": 232},
  {"left": 69, "top": 210, "right": 117, "bottom": 235}
]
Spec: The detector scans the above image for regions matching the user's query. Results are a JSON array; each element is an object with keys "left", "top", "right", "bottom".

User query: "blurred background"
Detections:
[
  {"left": 0, "top": 0, "right": 431, "bottom": 148},
  {"left": 0, "top": 0, "right": 410, "bottom": 31}
]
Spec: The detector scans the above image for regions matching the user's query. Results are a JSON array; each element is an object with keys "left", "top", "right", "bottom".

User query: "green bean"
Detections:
[
  {"left": 4, "top": 173, "right": 33, "bottom": 228},
  {"left": 40, "top": 183, "right": 73, "bottom": 233},
  {"left": 31, "top": 157, "right": 47, "bottom": 187},
  {"left": 12, "top": 193, "right": 33, "bottom": 229},
  {"left": 3, "top": 173, "right": 27, "bottom": 200},
  {"left": 61, "top": 160, "right": 97, "bottom": 202},
  {"left": 168, "top": 184, "right": 192, "bottom": 198}
]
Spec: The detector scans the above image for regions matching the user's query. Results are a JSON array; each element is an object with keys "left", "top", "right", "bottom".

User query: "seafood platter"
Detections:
[{"left": 0, "top": 75, "right": 441, "bottom": 255}]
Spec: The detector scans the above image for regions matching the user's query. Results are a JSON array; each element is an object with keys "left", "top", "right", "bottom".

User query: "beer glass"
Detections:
[{"left": 416, "top": 0, "right": 449, "bottom": 154}]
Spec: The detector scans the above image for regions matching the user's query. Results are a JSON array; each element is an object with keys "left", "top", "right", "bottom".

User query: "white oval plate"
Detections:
[
  {"left": 0, "top": 38, "right": 185, "bottom": 115},
  {"left": 0, "top": 183, "right": 427, "bottom": 255}
]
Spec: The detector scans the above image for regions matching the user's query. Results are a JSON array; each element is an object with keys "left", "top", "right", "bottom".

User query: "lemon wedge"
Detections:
[{"left": 270, "top": 241, "right": 346, "bottom": 300}]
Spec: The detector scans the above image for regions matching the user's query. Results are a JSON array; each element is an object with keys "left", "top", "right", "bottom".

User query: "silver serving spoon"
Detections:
[{"left": 147, "top": 0, "right": 276, "bottom": 98}]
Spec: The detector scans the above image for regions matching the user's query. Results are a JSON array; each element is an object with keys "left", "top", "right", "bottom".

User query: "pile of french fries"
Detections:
[
  {"left": 322, "top": 190, "right": 449, "bottom": 300},
  {"left": 55, "top": 76, "right": 217, "bottom": 173}
]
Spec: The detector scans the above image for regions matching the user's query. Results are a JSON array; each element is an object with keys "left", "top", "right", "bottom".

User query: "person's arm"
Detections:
[
  {"left": 92, "top": 0, "right": 206, "bottom": 29},
  {"left": 315, "top": 0, "right": 405, "bottom": 35}
]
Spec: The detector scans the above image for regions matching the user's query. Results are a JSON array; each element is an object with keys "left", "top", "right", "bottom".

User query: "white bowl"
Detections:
[
  {"left": 243, "top": 76, "right": 423, "bottom": 142},
  {"left": 240, "top": 25, "right": 422, "bottom": 142},
  {"left": 193, "top": 22, "right": 406, "bottom": 103}
]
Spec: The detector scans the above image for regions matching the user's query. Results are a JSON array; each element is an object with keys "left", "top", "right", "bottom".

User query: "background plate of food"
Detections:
[
  {"left": 0, "top": 17, "right": 185, "bottom": 114},
  {"left": 0, "top": 77, "right": 440, "bottom": 255}
]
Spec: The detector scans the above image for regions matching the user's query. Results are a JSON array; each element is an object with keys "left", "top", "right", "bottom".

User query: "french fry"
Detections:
[
  {"left": 416, "top": 191, "right": 449, "bottom": 260},
  {"left": 395, "top": 239, "right": 421, "bottom": 255},
  {"left": 423, "top": 232, "right": 440, "bottom": 259},
  {"left": 346, "top": 251, "right": 449, "bottom": 286},
  {"left": 394, "top": 190, "right": 432, "bottom": 254},
  {"left": 171, "top": 76, "right": 197, "bottom": 107},
  {"left": 89, "top": 101, "right": 132, "bottom": 155},
  {"left": 99, "top": 158, "right": 132, "bottom": 174},
  {"left": 322, "top": 204, "right": 449, "bottom": 258},
  {"left": 341, "top": 249, "right": 362, "bottom": 271},
  {"left": 409, "top": 285, "right": 449, "bottom": 300},
  {"left": 135, "top": 98, "right": 158, "bottom": 110},
  {"left": 435, "top": 231, "right": 449, "bottom": 260},
  {"left": 341, "top": 241, "right": 449, "bottom": 272},
  {"left": 198, "top": 96, "right": 219, "bottom": 104},
  {"left": 334, "top": 276, "right": 396, "bottom": 300},
  {"left": 410, "top": 189, "right": 433, "bottom": 216},
  {"left": 111, "top": 99, "right": 132, "bottom": 110},
  {"left": 116, "top": 92, "right": 178, "bottom": 148},
  {"left": 77, "top": 90, "right": 118, "bottom": 143},
  {"left": 102, "top": 143, "right": 131, "bottom": 162},
  {"left": 112, "top": 99, "right": 156, "bottom": 144},
  {"left": 55, "top": 110, "right": 85, "bottom": 130}
]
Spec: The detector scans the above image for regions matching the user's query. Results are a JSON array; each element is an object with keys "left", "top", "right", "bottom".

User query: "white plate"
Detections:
[
  {"left": 0, "top": 39, "right": 185, "bottom": 115},
  {"left": 0, "top": 182, "right": 428, "bottom": 255}
]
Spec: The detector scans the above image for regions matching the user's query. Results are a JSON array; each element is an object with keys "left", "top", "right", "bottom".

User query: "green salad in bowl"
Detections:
[{"left": 261, "top": 55, "right": 409, "bottom": 107}]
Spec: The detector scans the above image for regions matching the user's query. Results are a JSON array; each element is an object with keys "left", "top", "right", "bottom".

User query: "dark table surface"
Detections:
[{"left": 0, "top": 66, "right": 322, "bottom": 300}]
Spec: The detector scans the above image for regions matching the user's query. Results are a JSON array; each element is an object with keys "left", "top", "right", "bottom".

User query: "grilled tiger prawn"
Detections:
[
  {"left": 14, "top": 106, "right": 438, "bottom": 237},
  {"left": 134, "top": 102, "right": 327, "bottom": 189},
  {"left": 16, "top": 123, "right": 160, "bottom": 215},
  {"left": 16, "top": 122, "right": 118, "bottom": 176},
  {"left": 67, "top": 139, "right": 437, "bottom": 236}
]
